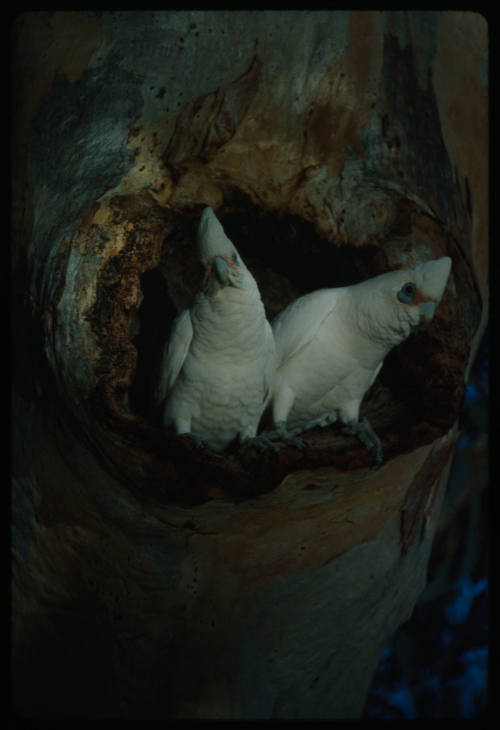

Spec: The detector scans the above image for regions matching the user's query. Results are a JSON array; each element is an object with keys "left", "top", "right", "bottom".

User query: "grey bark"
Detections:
[{"left": 11, "top": 10, "right": 487, "bottom": 719}]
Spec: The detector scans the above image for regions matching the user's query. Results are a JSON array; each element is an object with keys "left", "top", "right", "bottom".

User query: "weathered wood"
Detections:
[{"left": 11, "top": 10, "right": 487, "bottom": 719}]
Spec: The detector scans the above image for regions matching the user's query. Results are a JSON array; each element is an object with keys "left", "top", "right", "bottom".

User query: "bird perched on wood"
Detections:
[
  {"left": 154, "top": 206, "right": 276, "bottom": 453},
  {"left": 263, "top": 256, "right": 452, "bottom": 463}
]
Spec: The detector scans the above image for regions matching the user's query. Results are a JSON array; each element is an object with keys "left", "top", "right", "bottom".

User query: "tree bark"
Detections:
[{"left": 11, "top": 10, "right": 488, "bottom": 719}]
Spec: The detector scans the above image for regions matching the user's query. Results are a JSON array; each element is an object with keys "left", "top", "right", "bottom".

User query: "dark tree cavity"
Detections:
[{"left": 11, "top": 11, "right": 487, "bottom": 720}]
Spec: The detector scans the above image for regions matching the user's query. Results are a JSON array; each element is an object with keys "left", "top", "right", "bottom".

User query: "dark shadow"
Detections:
[{"left": 129, "top": 268, "right": 176, "bottom": 423}]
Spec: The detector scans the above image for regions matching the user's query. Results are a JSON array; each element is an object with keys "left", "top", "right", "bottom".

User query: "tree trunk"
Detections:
[{"left": 11, "top": 10, "right": 488, "bottom": 719}]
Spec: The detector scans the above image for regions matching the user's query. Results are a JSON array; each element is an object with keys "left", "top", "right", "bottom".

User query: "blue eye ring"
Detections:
[
  {"left": 231, "top": 252, "right": 239, "bottom": 266},
  {"left": 397, "top": 282, "right": 416, "bottom": 304}
]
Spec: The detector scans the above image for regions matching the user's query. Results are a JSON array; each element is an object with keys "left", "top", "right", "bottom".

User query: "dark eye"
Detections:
[
  {"left": 232, "top": 252, "right": 239, "bottom": 266},
  {"left": 397, "top": 282, "right": 416, "bottom": 304}
]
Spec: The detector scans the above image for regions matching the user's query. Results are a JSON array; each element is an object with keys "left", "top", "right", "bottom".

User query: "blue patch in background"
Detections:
[{"left": 364, "top": 327, "right": 489, "bottom": 718}]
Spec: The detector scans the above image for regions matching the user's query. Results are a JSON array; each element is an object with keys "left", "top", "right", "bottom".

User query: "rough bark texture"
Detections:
[{"left": 11, "top": 11, "right": 488, "bottom": 719}]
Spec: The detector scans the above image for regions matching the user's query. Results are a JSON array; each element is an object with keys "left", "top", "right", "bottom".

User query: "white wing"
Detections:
[
  {"left": 262, "top": 320, "right": 277, "bottom": 407},
  {"left": 272, "top": 288, "right": 342, "bottom": 367},
  {"left": 154, "top": 309, "right": 193, "bottom": 405}
]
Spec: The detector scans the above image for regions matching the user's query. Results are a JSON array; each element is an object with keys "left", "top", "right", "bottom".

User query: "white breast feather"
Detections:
[{"left": 157, "top": 207, "right": 276, "bottom": 452}]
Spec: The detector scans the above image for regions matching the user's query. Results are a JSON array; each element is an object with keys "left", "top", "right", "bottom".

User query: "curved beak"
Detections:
[
  {"left": 417, "top": 256, "right": 452, "bottom": 301},
  {"left": 415, "top": 256, "right": 452, "bottom": 322},
  {"left": 418, "top": 301, "right": 437, "bottom": 321}
]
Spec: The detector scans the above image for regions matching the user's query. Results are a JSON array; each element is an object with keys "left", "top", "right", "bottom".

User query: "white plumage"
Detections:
[
  {"left": 155, "top": 207, "right": 276, "bottom": 453},
  {"left": 266, "top": 256, "right": 452, "bottom": 462}
]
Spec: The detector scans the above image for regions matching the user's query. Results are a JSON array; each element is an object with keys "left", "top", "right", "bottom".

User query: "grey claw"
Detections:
[
  {"left": 370, "top": 445, "right": 384, "bottom": 466},
  {"left": 342, "top": 417, "right": 382, "bottom": 465},
  {"left": 183, "top": 432, "right": 205, "bottom": 449},
  {"left": 288, "top": 435, "right": 308, "bottom": 451},
  {"left": 261, "top": 423, "right": 309, "bottom": 451},
  {"left": 240, "top": 435, "right": 281, "bottom": 455}
]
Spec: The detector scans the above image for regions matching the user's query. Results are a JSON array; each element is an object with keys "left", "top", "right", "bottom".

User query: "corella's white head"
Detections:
[
  {"left": 356, "top": 256, "right": 452, "bottom": 346},
  {"left": 197, "top": 207, "right": 249, "bottom": 292},
  {"left": 393, "top": 256, "right": 452, "bottom": 319}
]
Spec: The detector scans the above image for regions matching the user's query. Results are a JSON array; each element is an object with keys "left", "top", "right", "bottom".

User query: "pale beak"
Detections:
[
  {"left": 417, "top": 257, "right": 452, "bottom": 302},
  {"left": 414, "top": 256, "right": 452, "bottom": 321},
  {"left": 418, "top": 301, "right": 437, "bottom": 321}
]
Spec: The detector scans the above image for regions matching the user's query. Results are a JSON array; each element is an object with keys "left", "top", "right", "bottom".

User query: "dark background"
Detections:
[{"left": 364, "top": 328, "right": 489, "bottom": 718}]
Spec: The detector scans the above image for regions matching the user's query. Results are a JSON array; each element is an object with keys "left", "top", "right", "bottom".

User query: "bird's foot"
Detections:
[
  {"left": 261, "top": 421, "right": 308, "bottom": 451},
  {"left": 341, "top": 417, "right": 383, "bottom": 465},
  {"left": 181, "top": 432, "right": 205, "bottom": 450},
  {"left": 239, "top": 434, "right": 280, "bottom": 455}
]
